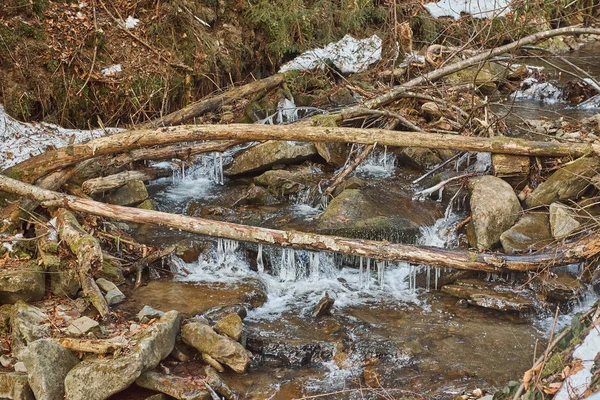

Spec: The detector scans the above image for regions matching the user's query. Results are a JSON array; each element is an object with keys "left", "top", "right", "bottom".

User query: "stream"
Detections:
[{"left": 115, "top": 42, "right": 600, "bottom": 399}]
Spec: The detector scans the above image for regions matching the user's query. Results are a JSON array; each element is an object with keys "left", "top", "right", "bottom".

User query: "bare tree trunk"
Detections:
[
  {"left": 4, "top": 124, "right": 597, "bottom": 186},
  {"left": 55, "top": 208, "right": 109, "bottom": 318},
  {"left": 142, "top": 74, "right": 285, "bottom": 128},
  {"left": 2, "top": 175, "right": 598, "bottom": 273}
]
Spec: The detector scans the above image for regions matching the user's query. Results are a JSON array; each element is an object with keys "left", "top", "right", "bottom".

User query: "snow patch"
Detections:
[
  {"left": 424, "top": 0, "right": 511, "bottom": 20},
  {"left": 125, "top": 16, "right": 140, "bottom": 29},
  {"left": 279, "top": 34, "right": 382, "bottom": 74},
  {"left": 101, "top": 64, "right": 122, "bottom": 77},
  {"left": 0, "top": 104, "right": 123, "bottom": 170}
]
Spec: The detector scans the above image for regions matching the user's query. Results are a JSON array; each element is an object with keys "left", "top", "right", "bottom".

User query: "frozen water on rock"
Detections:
[
  {"left": 101, "top": 64, "right": 122, "bottom": 77},
  {"left": 512, "top": 77, "right": 565, "bottom": 104},
  {"left": 257, "top": 97, "right": 324, "bottom": 124},
  {"left": 424, "top": 0, "right": 511, "bottom": 20},
  {"left": 279, "top": 34, "right": 382, "bottom": 74}
]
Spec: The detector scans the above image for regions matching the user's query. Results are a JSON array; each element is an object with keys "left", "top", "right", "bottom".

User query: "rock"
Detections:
[
  {"left": 363, "top": 365, "right": 381, "bottom": 387},
  {"left": 135, "top": 371, "right": 209, "bottom": 400},
  {"left": 492, "top": 154, "right": 530, "bottom": 189},
  {"left": 64, "top": 311, "right": 181, "bottom": 400},
  {"left": 13, "top": 362, "right": 26, "bottom": 373},
  {"left": 95, "top": 278, "right": 118, "bottom": 292},
  {"left": 144, "top": 395, "right": 168, "bottom": 400},
  {"left": 445, "top": 62, "right": 506, "bottom": 94},
  {"left": 11, "top": 302, "right": 50, "bottom": 359},
  {"left": 213, "top": 313, "right": 243, "bottom": 342},
  {"left": 312, "top": 292, "right": 334, "bottom": 318},
  {"left": 1, "top": 355, "right": 15, "bottom": 368},
  {"left": 203, "top": 365, "right": 238, "bottom": 400},
  {"left": 138, "top": 306, "right": 165, "bottom": 323},
  {"left": 66, "top": 316, "right": 100, "bottom": 337},
  {"left": 0, "top": 265, "right": 45, "bottom": 304},
  {"left": 105, "top": 288, "right": 126, "bottom": 306},
  {"left": 0, "top": 372, "right": 34, "bottom": 400},
  {"left": 314, "top": 143, "right": 351, "bottom": 167},
  {"left": 500, "top": 213, "right": 553, "bottom": 254},
  {"left": 549, "top": 203, "right": 581, "bottom": 240},
  {"left": 49, "top": 262, "right": 80, "bottom": 298},
  {"left": 202, "top": 354, "right": 225, "bottom": 372},
  {"left": 319, "top": 189, "right": 440, "bottom": 242},
  {"left": 331, "top": 176, "right": 364, "bottom": 197},
  {"left": 22, "top": 339, "right": 79, "bottom": 400},
  {"left": 97, "top": 256, "right": 125, "bottom": 285},
  {"left": 421, "top": 102, "right": 443, "bottom": 118},
  {"left": 224, "top": 141, "right": 318, "bottom": 176},
  {"left": 246, "top": 333, "right": 336, "bottom": 368},
  {"left": 105, "top": 179, "right": 148, "bottom": 206},
  {"left": 137, "top": 199, "right": 157, "bottom": 210},
  {"left": 202, "top": 304, "right": 247, "bottom": 324},
  {"left": 0, "top": 304, "right": 12, "bottom": 335},
  {"left": 526, "top": 158, "right": 600, "bottom": 207},
  {"left": 175, "top": 240, "right": 210, "bottom": 264},
  {"left": 533, "top": 272, "right": 584, "bottom": 302},
  {"left": 254, "top": 170, "right": 306, "bottom": 196},
  {"left": 182, "top": 322, "right": 250, "bottom": 374},
  {"left": 441, "top": 279, "right": 533, "bottom": 312},
  {"left": 467, "top": 176, "right": 522, "bottom": 250},
  {"left": 397, "top": 147, "right": 442, "bottom": 171},
  {"left": 170, "top": 342, "right": 195, "bottom": 362}
]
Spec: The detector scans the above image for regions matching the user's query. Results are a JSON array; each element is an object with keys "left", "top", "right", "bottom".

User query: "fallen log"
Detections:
[
  {"left": 4, "top": 124, "right": 598, "bottom": 186},
  {"left": 2, "top": 175, "right": 598, "bottom": 272},
  {"left": 55, "top": 208, "right": 109, "bottom": 318},
  {"left": 356, "top": 26, "right": 600, "bottom": 111},
  {"left": 82, "top": 167, "right": 172, "bottom": 195},
  {"left": 52, "top": 337, "right": 128, "bottom": 354},
  {"left": 142, "top": 74, "right": 285, "bottom": 128}
]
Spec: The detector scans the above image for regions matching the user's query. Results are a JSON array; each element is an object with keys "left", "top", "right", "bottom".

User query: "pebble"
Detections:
[
  {"left": 472, "top": 388, "right": 483, "bottom": 398},
  {"left": 67, "top": 316, "right": 100, "bottom": 336},
  {"left": 13, "top": 362, "right": 27, "bottom": 373}
]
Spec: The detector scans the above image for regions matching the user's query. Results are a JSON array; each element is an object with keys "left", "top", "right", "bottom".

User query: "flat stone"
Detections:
[
  {"left": 105, "top": 288, "right": 126, "bottom": 306},
  {"left": 13, "top": 362, "right": 26, "bottom": 373},
  {"left": 64, "top": 311, "right": 181, "bottom": 400},
  {"left": 224, "top": 141, "right": 318, "bottom": 176},
  {"left": 500, "top": 213, "right": 553, "bottom": 254},
  {"left": 66, "top": 316, "right": 100, "bottom": 337},
  {"left": 534, "top": 272, "right": 585, "bottom": 302},
  {"left": 441, "top": 279, "right": 533, "bottom": 312},
  {"left": 95, "top": 278, "right": 118, "bottom": 292},
  {"left": 526, "top": 157, "right": 600, "bottom": 207},
  {"left": 202, "top": 354, "right": 225, "bottom": 373},
  {"left": 182, "top": 322, "right": 250, "bottom": 374},
  {"left": 254, "top": 169, "right": 306, "bottom": 196},
  {"left": 549, "top": 203, "right": 581, "bottom": 240},
  {"left": 202, "top": 304, "right": 247, "bottom": 324},
  {"left": 213, "top": 313, "right": 243, "bottom": 342},
  {"left": 135, "top": 371, "right": 210, "bottom": 400},
  {"left": 467, "top": 176, "right": 522, "bottom": 250},
  {"left": 22, "top": 339, "right": 79, "bottom": 400},
  {"left": 137, "top": 306, "right": 165, "bottom": 323},
  {"left": 0, "top": 265, "right": 45, "bottom": 304},
  {"left": 105, "top": 179, "right": 148, "bottom": 206},
  {"left": 314, "top": 143, "right": 351, "bottom": 167},
  {"left": 0, "top": 372, "right": 34, "bottom": 400}
]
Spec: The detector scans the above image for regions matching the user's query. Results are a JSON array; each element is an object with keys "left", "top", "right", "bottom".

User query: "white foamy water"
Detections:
[
  {"left": 356, "top": 146, "right": 396, "bottom": 178},
  {"left": 512, "top": 77, "right": 565, "bottom": 104}
]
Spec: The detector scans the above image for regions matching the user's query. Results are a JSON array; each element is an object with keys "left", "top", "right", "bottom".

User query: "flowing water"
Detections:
[{"left": 120, "top": 42, "right": 600, "bottom": 398}]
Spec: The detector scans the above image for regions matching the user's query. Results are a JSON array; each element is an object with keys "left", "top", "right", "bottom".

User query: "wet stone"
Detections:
[
  {"left": 500, "top": 213, "right": 553, "bottom": 254},
  {"left": 441, "top": 279, "right": 533, "bottom": 312},
  {"left": 224, "top": 141, "right": 318, "bottom": 176},
  {"left": 135, "top": 371, "right": 210, "bottom": 400},
  {"left": 202, "top": 304, "right": 247, "bottom": 324},
  {"left": 312, "top": 292, "right": 335, "bottom": 318},
  {"left": 138, "top": 306, "right": 165, "bottom": 323},
  {"left": 532, "top": 272, "right": 584, "bottom": 302},
  {"left": 213, "top": 313, "right": 243, "bottom": 342},
  {"left": 104, "top": 179, "right": 148, "bottom": 206}
]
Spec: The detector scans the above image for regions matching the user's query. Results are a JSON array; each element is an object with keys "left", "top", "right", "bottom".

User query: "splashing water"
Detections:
[{"left": 356, "top": 146, "right": 396, "bottom": 177}]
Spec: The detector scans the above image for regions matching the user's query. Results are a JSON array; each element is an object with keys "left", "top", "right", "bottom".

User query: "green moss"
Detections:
[
  {"left": 311, "top": 114, "right": 340, "bottom": 127},
  {"left": 542, "top": 353, "right": 564, "bottom": 377},
  {"left": 15, "top": 22, "right": 45, "bottom": 41}
]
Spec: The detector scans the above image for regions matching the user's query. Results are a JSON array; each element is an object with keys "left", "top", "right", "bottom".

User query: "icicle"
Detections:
[
  {"left": 219, "top": 153, "right": 224, "bottom": 185},
  {"left": 365, "top": 258, "right": 371, "bottom": 290},
  {"left": 426, "top": 265, "right": 431, "bottom": 291},
  {"left": 257, "top": 244, "right": 264, "bottom": 274},
  {"left": 377, "top": 261, "right": 386, "bottom": 290},
  {"left": 383, "top": 146, "right": 388, "bottom": 170},
  {"left": 359, "top": 257, "right": 364, "bottom": 286},
  {"left": 309, "top": 252, "right": 320, "bottom": 280},
  {"left": 435, "top": 267, "right": 439, "bottom": 290},
  {"left": 181, "top": 163, "right": 185, "bottom": 180},
  {"left": 280, "top": 248, "right": 296, "bottom": 281},
  {"left": 217, "top": 239, "right": 225, "bottom": 265}
]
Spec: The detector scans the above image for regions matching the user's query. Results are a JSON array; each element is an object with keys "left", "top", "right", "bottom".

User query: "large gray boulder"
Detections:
[
  {"left": 526, "top": 157, "right": 600, "bottom": 207},
  {"left": 224, "top": 141, "right": 318, "bottom": 176},
  {"left": 254, "top": 169, "right": 306, "bottom": 196},
  {"left": 467, "top": 176, "right": 522, "bottom": 250},
  {"left": 105, "top": 179, "right": 148, "bottom": 206},
  {"left": 11, "top": 302, "right": 50, "bottom": 359},
  {"left": 22, "top": 339, "right": 79, "bottom": 400},
  {"left": 64, "top": 311, "right": 181, "bottom": 400},
  {"left": 0, "top": 267, "right": 45, "bottom": 304},
  {"left": 500, "top": 213, "right": 553, "bottom": 254},
  {"left": 182, "top": 322, "right": 250, "bottom": 374}
]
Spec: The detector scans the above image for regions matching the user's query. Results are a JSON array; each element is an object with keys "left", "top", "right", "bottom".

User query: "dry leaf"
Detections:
[{"left": 523, "top": 369, "right": 534, "bottom": 390}]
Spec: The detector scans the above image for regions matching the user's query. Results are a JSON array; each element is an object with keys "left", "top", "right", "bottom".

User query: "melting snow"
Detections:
[
  {"left": 279, "top": 34, "right": 382, "bottom": 74},
  {"left": 102, "top": 64, "right": 122, "bottom": 76},
  {"left": 125, "top": 16, "right": 140, "bottom": 29},
  {"left": 424, "top": 0, "right": 512, "bottom": 20},
  {"left": 0, "top": 104, "right": 123, "bottom": 170}
]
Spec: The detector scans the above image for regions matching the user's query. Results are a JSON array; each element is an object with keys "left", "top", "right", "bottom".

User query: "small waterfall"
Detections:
[
  {"left": 356, "top": 147, "right": 396, "bottom": 177},
  {"left": 279, "top": 248, "right": 298, "bottom": 281},
  {"left": 216, "top": 238, "right": 239, "bottom": 269},
  {"left": 257, "top": 244, "right": 264, "bottom": 273}
]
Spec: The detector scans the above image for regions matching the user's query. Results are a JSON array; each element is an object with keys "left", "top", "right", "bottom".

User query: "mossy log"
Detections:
[
  {"left": 55, "top": 208, "right": 109, "bottom": 318},
  {"left": 2, "top": 175, "right": 599, "bottom": 273}
]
